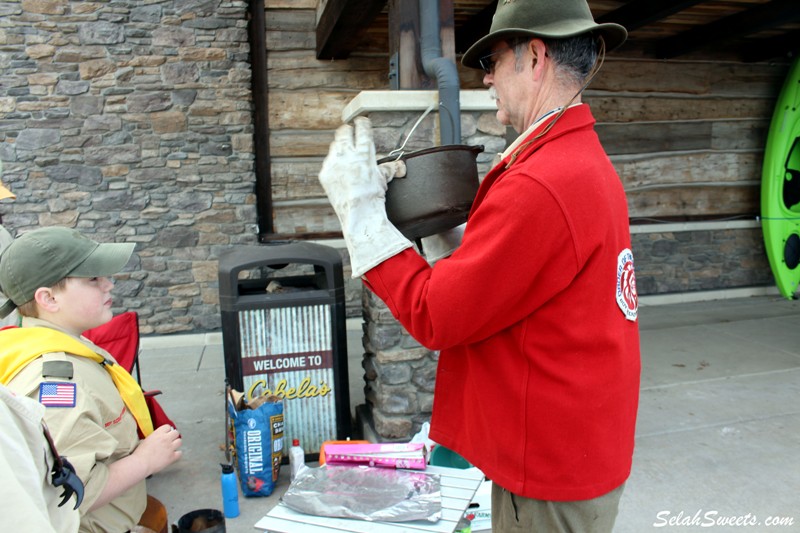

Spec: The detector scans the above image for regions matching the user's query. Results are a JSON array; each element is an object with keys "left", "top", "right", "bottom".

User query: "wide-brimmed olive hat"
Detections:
[{"left": 462, "top": 0, "right": 627, "bottom": 69}]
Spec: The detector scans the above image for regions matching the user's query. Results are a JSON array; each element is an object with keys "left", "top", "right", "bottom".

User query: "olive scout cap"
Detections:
[
  {"left": 462, "top": 0, "right": 627, "bottom": 70},
  {"left": 0, "top": 227, "right": 135, "bottom": 318}
]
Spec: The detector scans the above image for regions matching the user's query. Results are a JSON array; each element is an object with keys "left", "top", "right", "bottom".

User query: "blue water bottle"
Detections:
[{"left": 220, "top": 463, "right": 240, "bottom": 518}]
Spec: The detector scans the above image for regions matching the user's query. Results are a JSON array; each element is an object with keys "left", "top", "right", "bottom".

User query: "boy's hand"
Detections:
[
  {"left": 91, "top": 424, "right": 183, "bottom": 511},
  {"left": 135, "top": 424, "right": 183, "bottom": 476}
]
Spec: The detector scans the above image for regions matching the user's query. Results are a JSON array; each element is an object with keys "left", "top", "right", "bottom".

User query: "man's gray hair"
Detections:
[{"left": 511, "top": 34, "right": 599, "bottom": 85}]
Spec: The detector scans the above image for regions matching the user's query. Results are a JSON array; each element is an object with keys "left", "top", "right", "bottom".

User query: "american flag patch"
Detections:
[{"left": 39, "top": 382, "right": 77, "bottom": 408}]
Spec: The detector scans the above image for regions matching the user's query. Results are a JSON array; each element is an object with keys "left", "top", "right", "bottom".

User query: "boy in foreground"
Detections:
[
  {"left": 0, "top": 226, "right": 182, "bottom": 532},
  {"left": 0, "top": 381, "right": 83, "bottom": 532}
]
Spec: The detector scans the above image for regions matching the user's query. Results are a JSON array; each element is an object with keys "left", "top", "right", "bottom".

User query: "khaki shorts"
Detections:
[{"left": 490, "top": 482, "right": 625, "bottom": 533}]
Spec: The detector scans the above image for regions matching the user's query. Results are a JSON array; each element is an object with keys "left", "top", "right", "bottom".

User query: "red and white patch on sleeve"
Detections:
[{"left": 616, "top": 248, "right": 638, "bottom": 321}]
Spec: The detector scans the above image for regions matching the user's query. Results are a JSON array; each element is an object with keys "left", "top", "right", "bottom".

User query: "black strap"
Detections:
[{"left": 41, "top": 421, "right": 84, "bottom": 509}]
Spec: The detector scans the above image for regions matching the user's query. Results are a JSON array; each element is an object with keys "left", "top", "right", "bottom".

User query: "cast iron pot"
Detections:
[
  {"left": 379, "top": 144, "right": 484, "bottom": 241},
  {"left": 174, "top": 509, "right": 225, "bottom": 533}
]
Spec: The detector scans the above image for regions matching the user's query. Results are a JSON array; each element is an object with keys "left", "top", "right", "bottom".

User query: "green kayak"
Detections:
[{"left": 762, "top": 57, "right": 800, "bottom": 300}]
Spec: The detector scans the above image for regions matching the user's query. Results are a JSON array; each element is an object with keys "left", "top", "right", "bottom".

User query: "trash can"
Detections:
[{"left": 218, "top": 242, "right": 351, "bottom": 460}]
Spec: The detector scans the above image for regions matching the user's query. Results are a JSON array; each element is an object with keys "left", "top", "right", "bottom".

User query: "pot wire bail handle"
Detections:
[{"left": 386, "top": 103, "right": 437, "bottom": 163}]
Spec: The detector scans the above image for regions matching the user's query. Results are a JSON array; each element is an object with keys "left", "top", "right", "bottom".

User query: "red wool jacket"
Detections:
[{"left": 364, "top": 104, "right": 641, "bottom": 501}]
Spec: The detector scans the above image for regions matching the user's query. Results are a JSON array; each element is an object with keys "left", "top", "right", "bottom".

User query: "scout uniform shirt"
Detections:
[{"left": 2, "top": 317, "right": 146, "bottom": 533}]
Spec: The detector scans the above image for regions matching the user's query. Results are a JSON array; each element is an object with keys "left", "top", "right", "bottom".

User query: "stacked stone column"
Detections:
[{"left": 360, "top": 288, "right": 439, "bottom": 441}]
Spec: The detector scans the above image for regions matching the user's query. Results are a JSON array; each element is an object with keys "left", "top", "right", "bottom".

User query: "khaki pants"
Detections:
[{"left": 490, "top": 482, "right": 625, "bottom": 533}]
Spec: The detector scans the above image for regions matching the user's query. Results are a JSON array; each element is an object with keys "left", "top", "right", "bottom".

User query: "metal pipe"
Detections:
[{"left": 419, "top": 0, "right": 461, "bottom": 145}]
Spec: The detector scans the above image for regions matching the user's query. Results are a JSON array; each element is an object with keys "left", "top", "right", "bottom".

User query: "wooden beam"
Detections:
[
  {"left": 316, "top": 0, "right": 388, "bottom": 60},
  {"left": 439, "top": 0, "right": 455, "bottom": 64},
  {"left": 387, "top": 0, "right": 456, "bottom": 88},
  {"left": 248, "top": 0, "right": 273, "bottom": 237},
  {"left": 595, "top": 0, "right": 704, "bottom": 31},
  {"left": 655, "top": 0, "right": 800, "bottom": 59},
  {"left": 388, "top": 0, "right": 429, "bottom": 89}
]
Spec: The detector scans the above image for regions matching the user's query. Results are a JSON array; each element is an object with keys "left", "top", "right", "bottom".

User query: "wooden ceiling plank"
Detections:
[
  {"left": 656, "top": 0, "right": 800, "bottom": 59},
  {"left": 316, "top": 0, "right": 389, "bottom": 60},
  {"left": 596, "top": 0, "right": 706, "bottom": 31}
]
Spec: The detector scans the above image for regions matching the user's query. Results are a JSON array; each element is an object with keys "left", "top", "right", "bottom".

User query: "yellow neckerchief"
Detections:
[{"left": 0, "top": 326, "right": 154, "bottom": 436}]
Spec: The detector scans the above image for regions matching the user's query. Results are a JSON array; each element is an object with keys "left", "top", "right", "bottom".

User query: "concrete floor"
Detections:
[{"left": 140, "top": 294, "right": 800, "bottom": 532}]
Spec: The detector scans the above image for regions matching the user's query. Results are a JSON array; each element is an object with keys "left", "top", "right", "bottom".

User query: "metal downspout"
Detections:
[{"left": 419, "top": 0, "right": 461, "bottom": 145}]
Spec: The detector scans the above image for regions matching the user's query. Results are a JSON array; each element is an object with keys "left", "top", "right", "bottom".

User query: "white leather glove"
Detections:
[
  {"left": 378, "top": 159, "right": 406, "bottom": 181},
  {"left": 319, "top": 117, "right": 413, "bottom": 278},
  {"left": 420, "top": 223, "right": 465, "bottom": 265}
]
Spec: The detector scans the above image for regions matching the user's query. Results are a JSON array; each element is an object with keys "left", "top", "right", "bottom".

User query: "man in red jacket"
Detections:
[{"left": 318, "top": 1, "right": 640, "bottom": 531}]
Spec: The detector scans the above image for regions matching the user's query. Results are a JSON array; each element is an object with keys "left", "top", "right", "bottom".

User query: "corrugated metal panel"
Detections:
[{"left": 239, "top": 304, "right": 337, "bottom": 455}]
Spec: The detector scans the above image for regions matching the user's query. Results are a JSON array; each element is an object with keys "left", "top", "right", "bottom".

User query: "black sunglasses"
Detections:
[{"left": 478, "top": 46, "right": 511, "bottom": 74}]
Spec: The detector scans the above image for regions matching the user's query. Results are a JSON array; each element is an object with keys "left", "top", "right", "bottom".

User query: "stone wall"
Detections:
[
  {"left": 632, "top": 227, "right": 773, "bottom": 294},
  {"left": 0, "top": 0, "right": 256, "bottom": 333},
  {"left": 361, "top": 288, "right": 437, "bottom": 441}
]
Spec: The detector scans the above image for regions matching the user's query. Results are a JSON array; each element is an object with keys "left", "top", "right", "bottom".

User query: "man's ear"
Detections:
[
  {"left": 531, "top": 39, "right": 547, "bottom": 64},
  {"left": 530, "top": 39, "right": 548, "bottom": 78},
  {"left": 33, "top": 287, "right": 59, "bottom": 313}
]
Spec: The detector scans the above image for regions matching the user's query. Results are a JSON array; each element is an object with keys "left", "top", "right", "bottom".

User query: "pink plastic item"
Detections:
[{"left": 323, "top": 442, "right": 427, "bottom": 470}]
